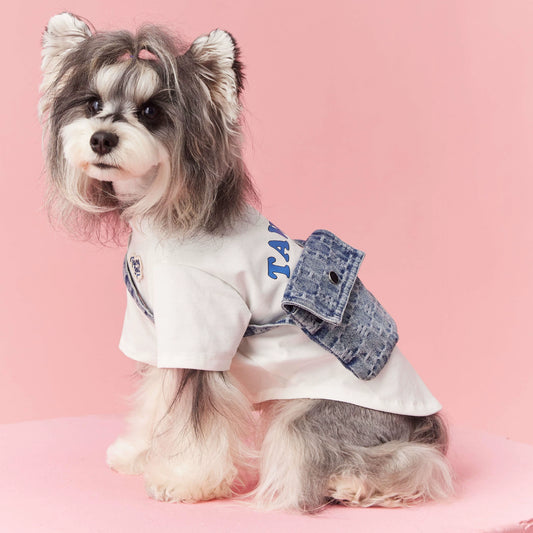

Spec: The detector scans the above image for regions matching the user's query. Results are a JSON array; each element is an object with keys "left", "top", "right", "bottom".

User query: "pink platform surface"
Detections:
[{"left": 0, "top": 416, "right": 532, "bottom": 533}]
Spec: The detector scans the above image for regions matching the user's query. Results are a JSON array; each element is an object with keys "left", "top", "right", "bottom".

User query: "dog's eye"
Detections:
[
  {"left": 140, "top": 104, "right": 158, "bottom": 120},
  {"left": 88, "top": 99, "right": 103, "bottom": 116}
]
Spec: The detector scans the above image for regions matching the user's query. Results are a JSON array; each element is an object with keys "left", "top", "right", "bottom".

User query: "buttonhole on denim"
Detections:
[{"left": 328, "top": 271, "right": 340, "bottom": 284}]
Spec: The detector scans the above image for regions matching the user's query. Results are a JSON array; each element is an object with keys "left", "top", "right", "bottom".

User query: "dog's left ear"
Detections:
[
  {"left": 40, "top": 13, "right": 93, "bottom": 118},
  {"left": 185, "top": 29, "right": 244, "bottom": 123}
]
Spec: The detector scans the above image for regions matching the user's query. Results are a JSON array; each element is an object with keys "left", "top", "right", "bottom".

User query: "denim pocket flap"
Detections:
[
  {"left": 280, "top": 230, "right": 397, "bottom": 379},
  {"left": 281, "top": 229, "right": 365, "bottom": 325}
]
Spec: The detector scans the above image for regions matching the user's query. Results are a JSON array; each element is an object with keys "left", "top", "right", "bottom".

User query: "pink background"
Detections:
[{"left": 1, "top": 0, "right": 532, "bottom": 446}]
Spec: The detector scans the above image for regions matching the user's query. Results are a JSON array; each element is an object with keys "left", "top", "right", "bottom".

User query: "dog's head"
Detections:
[{"left": 40, "top": 13, "right": 255, "bottom": 240}]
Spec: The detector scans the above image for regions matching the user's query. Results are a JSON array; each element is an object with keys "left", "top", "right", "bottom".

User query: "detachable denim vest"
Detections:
[{"left": 123, "top": 229, "right": 398, "bottom": 381}]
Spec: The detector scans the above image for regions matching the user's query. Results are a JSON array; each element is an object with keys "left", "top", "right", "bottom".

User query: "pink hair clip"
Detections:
[
  {"left": 117, "top": 49, "right": 158, "bottom": 62},
  {"left": 138, "top": 49, "right": 158, "bottom": 61}
]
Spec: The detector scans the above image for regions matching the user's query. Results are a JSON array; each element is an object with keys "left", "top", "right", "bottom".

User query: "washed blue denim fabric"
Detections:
[
  {"left": 244, "top": 230, "right": 398, "bottom": 380},
  {"left": 123, "top": 230, "right": 398, "bottom": 381},
  {"left": 123, "top": 257, "right": 154, "bottom": 322}
]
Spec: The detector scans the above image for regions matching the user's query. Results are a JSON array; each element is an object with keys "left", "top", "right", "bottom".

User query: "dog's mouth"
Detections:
[
  {"left": 85, "top": 160, "right": 160, "bottom": 184},
  {"left": 84, "top": 161, "right": 124, "bottom": 182},
  {"left": 94, "top": 163, "right": 120, "bottom": 170}
]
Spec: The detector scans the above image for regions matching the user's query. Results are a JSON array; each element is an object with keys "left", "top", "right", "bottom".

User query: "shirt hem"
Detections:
[
  {"left": 247, "top": 387, "right": 442, "bottom": 417},
  {"left": 155, "top": 351, "right": 232, "bottom": 371}
]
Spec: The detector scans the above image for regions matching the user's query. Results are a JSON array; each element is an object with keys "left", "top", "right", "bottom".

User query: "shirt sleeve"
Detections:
[{"left": 151, "top": 262, "right": 252, "bottom": 371}]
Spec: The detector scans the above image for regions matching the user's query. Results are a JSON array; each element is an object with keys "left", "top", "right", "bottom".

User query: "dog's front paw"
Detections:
[
  {"left": 144, "top": 461, "right": 235, "bottom": 503},
  {"left": 145, "top": 478, "right": 232, "bottom": 503},
  {"left": 106, "top": 436, "right": 148, "bottom": 475}
]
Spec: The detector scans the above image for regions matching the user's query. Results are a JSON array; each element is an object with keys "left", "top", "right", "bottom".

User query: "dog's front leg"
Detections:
[
  {"left": 107, "top": 364, "right": 171, "bottom": 475},
  {"left": 143, "top": 368, "right": 254, "bottom": 503}
]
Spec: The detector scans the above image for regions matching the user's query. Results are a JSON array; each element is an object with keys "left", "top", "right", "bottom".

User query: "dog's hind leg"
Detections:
[
  {"left": 142, "top": 369, "right": 254, "bottom": 502},
  {"left": 253, "top": 399, "right": 453, "bottom": 512}
]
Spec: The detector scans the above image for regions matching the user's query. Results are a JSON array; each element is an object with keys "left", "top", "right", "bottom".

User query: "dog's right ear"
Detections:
[{"left": 40, "top": 13, "right": 92, "bottom": 118}]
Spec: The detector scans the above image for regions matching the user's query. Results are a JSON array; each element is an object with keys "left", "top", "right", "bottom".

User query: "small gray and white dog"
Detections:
[{"left": 40, "top": 13, "right": 453, "bottom": 512}]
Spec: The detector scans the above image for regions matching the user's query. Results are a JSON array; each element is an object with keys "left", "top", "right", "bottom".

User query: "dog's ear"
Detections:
[
  {"left": 40, "top": 13, "right": 92, "bottom": 118},
  {"left": 185, "top": 29, "right": 244, "bottom": 122},
  {"left": 41, "top": 12, "right": 92, "bottom": 75}
]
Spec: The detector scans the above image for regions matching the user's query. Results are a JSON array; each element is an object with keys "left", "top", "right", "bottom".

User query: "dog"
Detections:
[{"left": 40, "top": 12, "right": 453, "bottom": 512}]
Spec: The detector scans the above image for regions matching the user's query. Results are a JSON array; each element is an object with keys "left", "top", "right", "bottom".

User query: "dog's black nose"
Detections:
[{"left": 90, "top": 131, "right": 119, "bottom": 155}]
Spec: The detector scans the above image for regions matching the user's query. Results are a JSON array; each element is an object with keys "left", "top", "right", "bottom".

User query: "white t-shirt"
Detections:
[{"left": 119, "top": 207, "right": 441, "bottom": 416}]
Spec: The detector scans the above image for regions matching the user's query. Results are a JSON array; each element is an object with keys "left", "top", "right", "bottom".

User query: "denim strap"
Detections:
[{"left": 123, "top": 256, "right": 154, "bottom": 322}]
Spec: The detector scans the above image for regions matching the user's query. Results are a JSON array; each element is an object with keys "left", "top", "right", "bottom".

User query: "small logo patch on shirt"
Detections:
[{"left": 129, "top": 255, "right": 143, "bottom": 281}]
